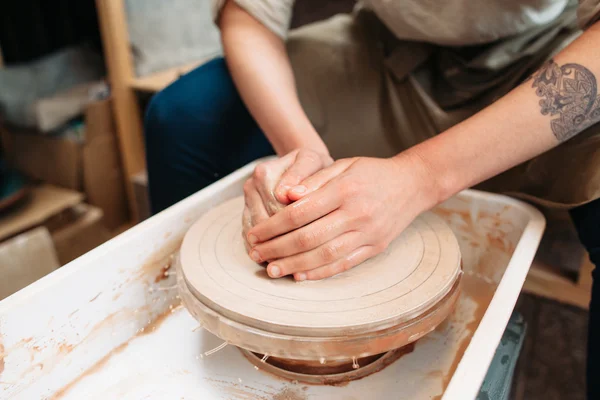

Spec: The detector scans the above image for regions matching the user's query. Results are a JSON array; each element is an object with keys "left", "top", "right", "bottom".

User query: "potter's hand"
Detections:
[
  {"left": 242, "top": 148, "right": 333, "bottom": 251},
  {"left": 246, "top": 155, "right": 439, "bottom": 280}
]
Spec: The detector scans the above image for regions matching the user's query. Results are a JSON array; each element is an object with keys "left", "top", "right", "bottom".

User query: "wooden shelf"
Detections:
[
  {"left": 129, "top": 58, "right": 213, "bottom": 93},
  {"left": 523, "top": 260, "right": 591, "bottom": 309}
]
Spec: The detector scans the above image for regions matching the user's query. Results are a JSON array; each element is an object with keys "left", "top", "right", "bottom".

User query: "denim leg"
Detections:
[
  {"left": 570, "top": 197, "right": 600, "bottom": 400},
  {"left": 144, "top": 57, "right": 274, "bottom": 214}
]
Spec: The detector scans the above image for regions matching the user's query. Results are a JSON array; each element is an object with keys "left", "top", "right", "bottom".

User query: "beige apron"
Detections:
[{"left": 286, "top": 1, "right": 600, "bottom": 208}]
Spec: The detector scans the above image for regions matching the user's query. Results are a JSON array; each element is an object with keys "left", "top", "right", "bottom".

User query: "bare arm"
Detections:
[
  {"left": 246, "top": 22, "right": 600, "bottom": 281},
  {"left": 406, "top": 23, "right": 600, "bottom": 204},
  {"left": 219, "top": 1, "right": 327, "bottom": 156}
]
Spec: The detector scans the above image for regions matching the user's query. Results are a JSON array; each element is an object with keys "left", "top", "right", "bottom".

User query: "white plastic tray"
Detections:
[{"left": 0, "top": 160, "right": 545, "bottom": 400}]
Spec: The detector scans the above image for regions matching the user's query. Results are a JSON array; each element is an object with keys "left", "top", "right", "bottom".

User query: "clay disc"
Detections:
[{"left": 180, "top": 196, "right": 461, "bottom": 338}]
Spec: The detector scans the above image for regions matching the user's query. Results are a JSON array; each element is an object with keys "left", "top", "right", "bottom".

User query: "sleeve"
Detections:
[
  {"left": 578, "top": 0, "right": 600, "bottom": 28},
  {"left": 212, "top": 0, "right": 295, "bottom": 40}
]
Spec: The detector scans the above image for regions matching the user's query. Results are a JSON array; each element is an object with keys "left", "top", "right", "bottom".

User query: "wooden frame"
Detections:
[
  {"left": 523, "top": 253, "right": 593, "bottom": 309},
  {"left": 96, "top": 0, "right": 145, "bottom": 220},
  {"left": 95, "top": 0, "right": 207, "bottom": 221}
]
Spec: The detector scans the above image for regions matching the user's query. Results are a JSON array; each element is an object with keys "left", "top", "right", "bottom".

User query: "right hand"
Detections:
[{"left": 242, "top": 148, "right": 333, "bottom": 252}]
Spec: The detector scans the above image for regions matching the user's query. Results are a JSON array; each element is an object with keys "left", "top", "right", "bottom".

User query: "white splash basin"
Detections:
[{"left": 0, "top": 159, "right": 545, "bottom": 400}]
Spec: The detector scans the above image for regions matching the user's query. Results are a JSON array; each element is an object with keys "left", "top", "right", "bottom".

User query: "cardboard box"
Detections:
[
  {"left": 0, "top": 202, "right": 109, "bottom": 299},
  {"left": 0, "top": 184, "right": 83, "bottom": 242},
  {"left": 1, "top": 99, "right": 129, "bottom": 230},
  {"left": 0, "top": 184, "right": 111, "bottom": 267},
  {"left": 52, "top": 203, "right": 110, "bottom": 265},
  {"left": 0, "top": 227, "right": 60, "bottom": 300},
  {"left": 34, "top": 82, "right": 107, "bottom": 133}
]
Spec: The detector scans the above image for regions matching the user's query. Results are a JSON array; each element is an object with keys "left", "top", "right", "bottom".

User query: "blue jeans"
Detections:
[
  {"left": 144, "top": 57, "right": 599, "bottom": 398},
  {"left": 144, "top": 58, "right": 274, "bottom": 214}
]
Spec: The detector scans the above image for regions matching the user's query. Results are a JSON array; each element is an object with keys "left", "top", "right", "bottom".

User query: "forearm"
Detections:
[
  {"left": 219, "top": 1, "right": 326, "bottom": 156},
  {"left": 403, "top": 22, "right": 600, "bottom": 206}
]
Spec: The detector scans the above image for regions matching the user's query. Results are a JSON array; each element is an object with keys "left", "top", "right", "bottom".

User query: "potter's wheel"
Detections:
[{"left": 178, "top": 196, "right": 462, "bottom": 380}]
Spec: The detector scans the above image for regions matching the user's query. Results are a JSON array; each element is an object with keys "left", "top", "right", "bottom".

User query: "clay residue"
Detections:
[
  {"left": 50, "top": 303, "right": 182, "bottom": 398},
  {"left": 50, "top": 342, "right": 130, "bottom": 399},
  {"left": 138, "top": 238, "right": 182, "bottom": 281},
  {"left": 205, "top": 377, "right": 280, "bottom": 399},
  {"left": 9, "top": 310, "right": 133, "bottom": 384},
  {"left": 2, "top": 337, "right": 33, "bottom": 360},
  {"left": 273, "top": 387, "right": 307, "bottom": 400},
  {"left": 433, "top": 206, "right": 516, "bottom": 255},
  {"left": 137, "top": 303, "right": 183, "bottom": 336},
  {"left": 154, "top": 259, "right": 173, "bottom": 283},
  {"left": 58, "top": 343, "right": 74, "bottom": 353},
  {"left": 3, "top": 239, "right": 183, "bottom": 397},
  {"left": 88, "top": 292, "right": 102, "bottom": 303},
  {"left": 1, "top": 342, "right": 5, "bottom": 375}
]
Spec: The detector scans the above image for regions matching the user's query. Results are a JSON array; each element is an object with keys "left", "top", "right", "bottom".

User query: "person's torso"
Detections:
[{"left": 360, "top": 0, "right": 570, "bottom": 45}]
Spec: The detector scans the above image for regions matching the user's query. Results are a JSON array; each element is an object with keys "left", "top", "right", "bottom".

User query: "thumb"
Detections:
[
  {"left": 276, "top": 150, "right": 332, "bottom": 203},
  {"left": 287, "top": 159, "right": 352, "bottom": 202}
]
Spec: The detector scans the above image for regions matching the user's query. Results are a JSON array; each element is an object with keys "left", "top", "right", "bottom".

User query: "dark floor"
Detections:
[{"left": 511, "top": 294, "right": 588, "bottom": 400}]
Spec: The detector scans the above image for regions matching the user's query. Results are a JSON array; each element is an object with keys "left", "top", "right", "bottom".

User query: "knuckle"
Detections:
[
  {"left": 296, "top": 231, "right": 315, "bottom": 250},
  {"left": 243, "top": 179, "right": 254, "bottom": 195},
  {"left": 341, "top": 259, "right": 354, "bottom": 272},
  {"left": 320, "top": 243, "right": 340, "bottom": 262},
  {"left": 353, "top": 204, "right": 374, "bottom": 225},
  {"left": 340, "top": 180, "right": 360, "bottom": 198},
  {"left": 253, "top": 164, "right": 268, "bottom": 180},
  {"left": 356, "top": 202, "right": 374, "bottom": 219},
  {"left": 287, "top": 207, "right": 306, "bottom": 226},
  {"left": 257, "top": 246, "right": 273, "bottom": 260}
]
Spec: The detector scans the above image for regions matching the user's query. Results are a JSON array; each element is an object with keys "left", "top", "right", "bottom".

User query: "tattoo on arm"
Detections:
[{"left": 525, "top": 59, "right": 600, "bottom": 142}]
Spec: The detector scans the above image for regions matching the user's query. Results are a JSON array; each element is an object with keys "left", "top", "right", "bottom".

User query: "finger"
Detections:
[
  {"left": 275, "top": 151, "right": 330, "bottom": 204},
  {"left": 242, "top": 207, "right": 252, "bottom": 249},
  {"left": 253, "top": 155, "right": 295, "bottom": 215},
  {"left": 297, "top": 245, "right": 378, "bottom": 281},
  {"left": 249, "top": 209, "right": 351, "bottom": 262},
  {"left": 243, "top": 179, "right": 269, "bottom": 225},
  {"left": 247, "top": 183, "right": 342, "bottom": 245},
  {"left": 265, "top": 232, "right": 363, "bottom": 278},
  {"left": 287, "top": 158, "right": 355, "bottom": 202}
]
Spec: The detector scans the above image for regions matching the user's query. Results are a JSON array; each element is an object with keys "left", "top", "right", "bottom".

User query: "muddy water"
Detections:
[
  {"left": 433, "top": 273, "right": 497, "bottom": 399},
  {"left": 430, "top": 204, "right": 513, "bottom": 398}
]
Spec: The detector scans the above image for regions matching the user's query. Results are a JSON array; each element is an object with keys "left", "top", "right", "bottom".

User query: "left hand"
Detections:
[
  {"left": 246, "top": 155, "right": 441, "bottom": 281},
  {"left": 241, "top": 148, "right": 333, "bottom": 252}
]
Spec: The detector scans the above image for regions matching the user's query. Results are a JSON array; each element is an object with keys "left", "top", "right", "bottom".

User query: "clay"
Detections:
[
  {"left": 180, "top": 196, "right": 461, "bottom": 336},
  {"left": 178, "top": 196, "right": 462, "bottom": 361}
]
